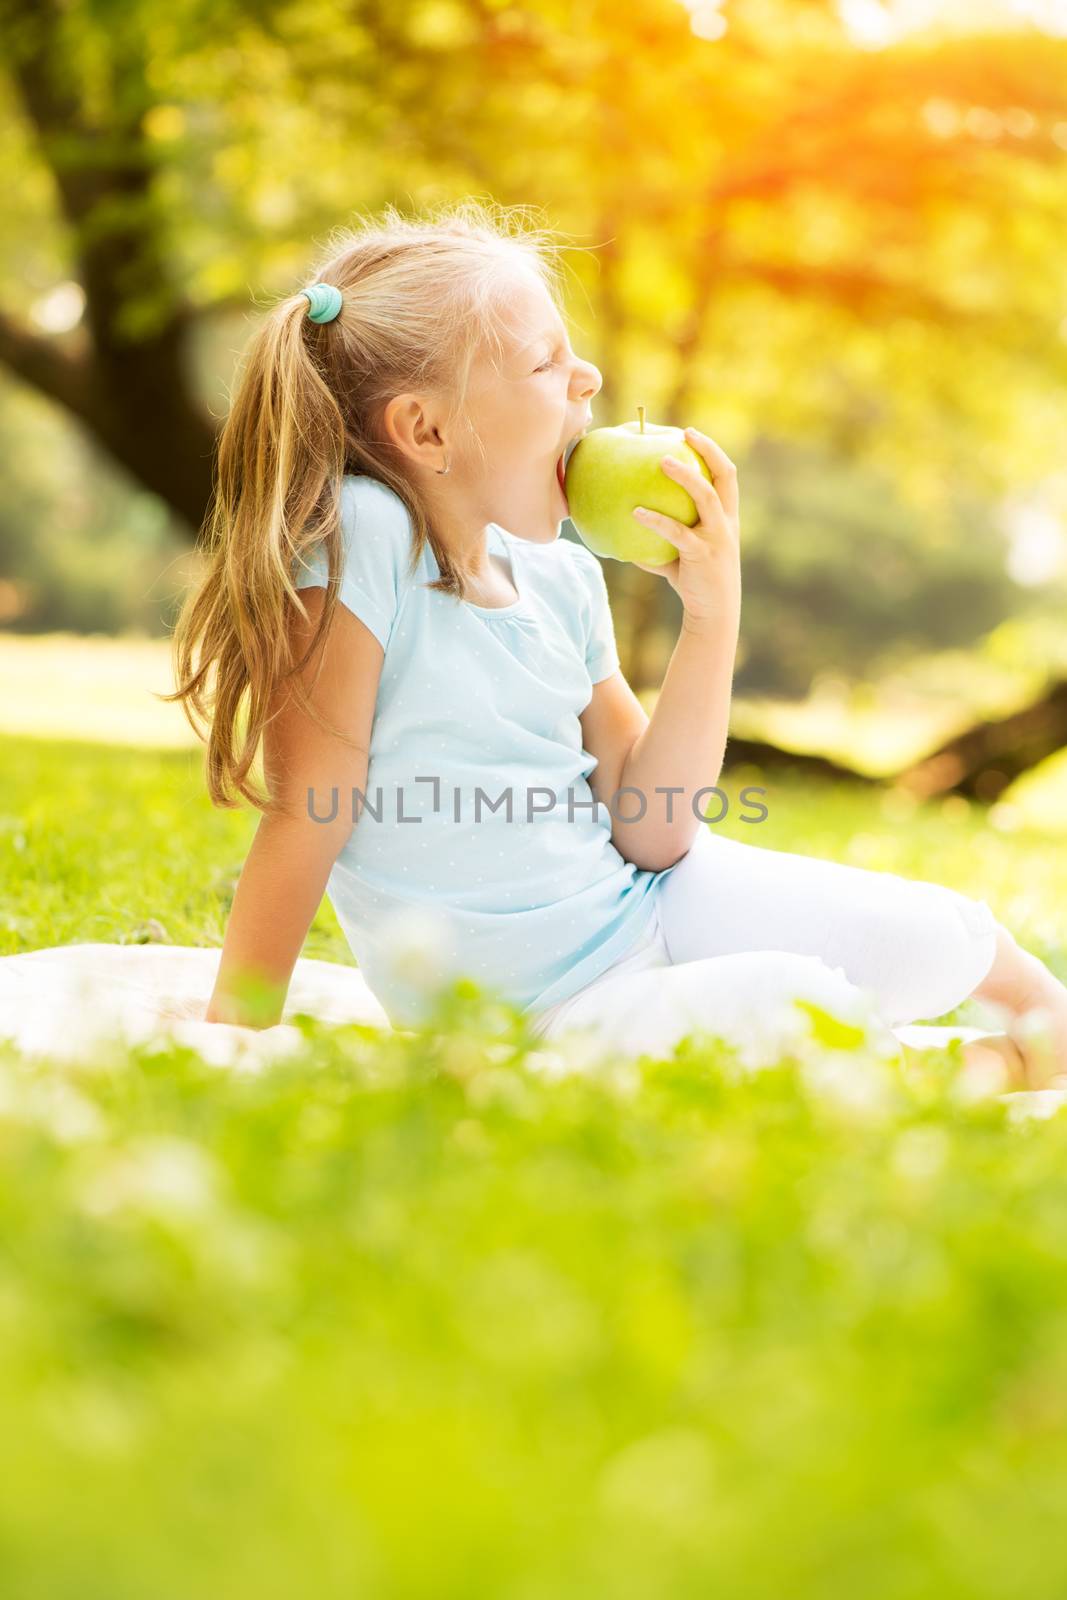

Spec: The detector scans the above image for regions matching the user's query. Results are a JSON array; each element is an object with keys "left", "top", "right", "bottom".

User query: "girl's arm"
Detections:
[
  {"left": 611, "top": 603, "right": 740, "bottom": 870},
  {"left": 584, "top": 428, "right": 742, "bottom": 873},
  {"left": 204, "top": 587, "right": 383, "bottom": 1028}
]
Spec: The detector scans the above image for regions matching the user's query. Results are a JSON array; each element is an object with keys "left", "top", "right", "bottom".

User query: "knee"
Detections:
[{"left": 869, "top": 890, "right": 999, "bottom": 1025}]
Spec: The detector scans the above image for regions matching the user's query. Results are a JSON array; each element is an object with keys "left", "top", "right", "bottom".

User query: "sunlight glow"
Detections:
[
  {"left": 838, "top": 0, "right": 896, "bottom": 46},
  {"left": 28, "top": 282, "right": 85, "bottom": 335},
  {"left": 1003, "top": 502, "right": 1067, "bottom": 588},
  {"left": 679, "top": 0, "right": 728, "bottom": 39},
  {"left": 838, "top": 0, "right": 1067, "bottom": 43}
]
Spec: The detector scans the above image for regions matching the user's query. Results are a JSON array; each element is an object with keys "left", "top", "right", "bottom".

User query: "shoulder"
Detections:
[
  {"left": 559, "top": 536, "right": 611, "bottom": 609},
  {"left": 291, "top": 475, "right": 419, "bottom": 641},
  {"left": 562, "top": 536, "right": 607, "bottom": 579},
  {"left": 556, "top": 537, "right": 619, "bottom": 680},
  {"left": 510, "top": 533, "right": 608, "bottom": 622},
  {"left": 339, "top": 474, "right": 416, "bottom": 562},
  {"left": 563, "top": 536, "right": 597, "bottom": 566}
]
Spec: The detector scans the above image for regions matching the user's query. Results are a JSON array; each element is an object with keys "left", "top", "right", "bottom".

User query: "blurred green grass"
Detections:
[{"left": 4, "top": 725, "right": 1067, "bottom": 1597}]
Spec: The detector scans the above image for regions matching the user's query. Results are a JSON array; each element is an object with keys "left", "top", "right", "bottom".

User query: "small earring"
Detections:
[{"left": 436, "top": 453, "right": 451, "bottom": 476}]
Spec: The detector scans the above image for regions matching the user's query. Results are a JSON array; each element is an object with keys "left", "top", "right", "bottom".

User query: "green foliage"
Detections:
[
  {"left": 0, "top": 384, "right": 187, "bottom": 635},
  {"left": 732, "top": 434, "right": 1022, "bottom": 696},
  {"left": 3, "top": 0, "right": 1067, "bottom": 669},
  {"left": 4, "top": 732, "right": 1067, "bottom": 1592},
  {"left": 4, "top": 960, "right": 1067, "bottom": 1596}
]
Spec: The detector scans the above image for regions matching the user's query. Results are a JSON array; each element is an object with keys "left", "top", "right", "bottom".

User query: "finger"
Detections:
[
  {"left": 633, "top": 557, "right": 679, "bottom": 578},
  {"left": 660, "top": 453, "right": 724, "bottom": 528},
  {"left": 632, "top": 506, "right": 701, "bottom": 551},
  {"left": 683, "top": 427, "right": 739, "bottom": 518}
]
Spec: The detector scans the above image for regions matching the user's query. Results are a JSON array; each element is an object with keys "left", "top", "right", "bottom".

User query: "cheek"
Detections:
[
  {"left": 529, "top": 383, "right": 568, "bottom": 438},
  {"left": 499, "top": 397, "right": 559, "bottom": 460},
  {"left": 474, "top": 384, "right": 563, "bottom": 471}
]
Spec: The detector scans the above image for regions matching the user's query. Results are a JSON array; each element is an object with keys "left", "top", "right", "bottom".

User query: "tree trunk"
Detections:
[
  {"left": 722, "top": 735, "right": 878, "bottom": 787},
  {"left": 1, "top": 0, "right": 217, "bottom": 531},
  {"left": 892, "top": 681, "right": 1067, "bottom": 801}
]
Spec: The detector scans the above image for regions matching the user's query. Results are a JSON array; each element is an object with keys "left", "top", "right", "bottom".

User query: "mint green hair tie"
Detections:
[{"left": 301, "top": 282, "right": 343, "bottom": 324}]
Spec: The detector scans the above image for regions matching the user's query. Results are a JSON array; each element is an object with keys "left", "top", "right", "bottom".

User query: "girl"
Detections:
[{"left": 167, "top": 198, "right": 1067, "bottom": 1089}]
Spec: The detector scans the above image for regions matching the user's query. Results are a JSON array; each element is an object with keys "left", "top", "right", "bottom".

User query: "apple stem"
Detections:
[{"left": 637, "top": 405, "right": 645, "bottom": 434}]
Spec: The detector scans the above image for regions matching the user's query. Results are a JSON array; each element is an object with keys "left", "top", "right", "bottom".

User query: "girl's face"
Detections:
[{"left": 444, "top": 268, "right": 603, "bottom": 546}]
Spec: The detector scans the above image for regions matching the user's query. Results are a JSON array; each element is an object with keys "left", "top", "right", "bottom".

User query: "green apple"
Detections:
[{"left": 563, "top": 407, "right": 713, "bottom": 565}]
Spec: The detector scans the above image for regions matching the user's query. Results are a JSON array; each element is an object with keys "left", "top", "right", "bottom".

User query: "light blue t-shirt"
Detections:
[{"left": 292, "top": 473, "right": 679, "bottom": 1027}]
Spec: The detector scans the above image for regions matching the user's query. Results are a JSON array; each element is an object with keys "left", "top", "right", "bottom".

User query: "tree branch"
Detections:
[{"left": 0, "top": 311, "right": 95, "bottom": 422}]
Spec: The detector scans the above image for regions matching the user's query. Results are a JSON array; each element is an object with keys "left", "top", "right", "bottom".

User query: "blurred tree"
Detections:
[
  {"left": 730, "top": 434, "right": 1017, "bottom": 696},
  {"left": 2, "top": 0, "right": 1066, "bottom": 764},
  {"left": 0, "top": 0, "right": 217, "bottom": 524},
  {"left": 2, "top": 0, "right": 1065, "bottom": 521},
  {"left": 894, "top": 678, "right": 1067, "bottom": 801}
]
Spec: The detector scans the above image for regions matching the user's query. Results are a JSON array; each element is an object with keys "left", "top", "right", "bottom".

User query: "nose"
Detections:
[{"left": 573, "top": 358, "right": 602, "bottom": 402}]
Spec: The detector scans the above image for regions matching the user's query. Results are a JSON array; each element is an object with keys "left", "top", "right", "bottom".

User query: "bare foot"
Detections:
[
  {"left": 972, "top": 933, "right": 1067, "bottom": 1090},
  {"left": 961, "top": 1028, "right": 1067, "bottom": 1096},
  {"left": 960, "top": 1035, "right": 1028, "bottom": 1096},
  {"left": 1006, "top": 961, "right": 1067, "bottom": 1089},
  {"left": 1005, "top": 1007, "right": 1067, "bottom": 1091}
]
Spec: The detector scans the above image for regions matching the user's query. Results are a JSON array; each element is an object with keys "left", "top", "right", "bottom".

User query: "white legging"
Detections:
[{"left": 529, "top": 825, "right": 1000, "bottom": 1068}]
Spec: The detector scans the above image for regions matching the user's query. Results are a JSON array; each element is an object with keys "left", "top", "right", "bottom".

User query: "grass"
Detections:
[{"left": 4, "top": 711, "right": 1067, "bottom": 1596}]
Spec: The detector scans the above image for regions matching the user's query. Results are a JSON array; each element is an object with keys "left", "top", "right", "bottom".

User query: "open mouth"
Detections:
[{"left": 555, "top": 428, "right": 589, "bottom": 514}]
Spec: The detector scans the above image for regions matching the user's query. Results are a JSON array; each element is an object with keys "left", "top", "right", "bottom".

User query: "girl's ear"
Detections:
[{"left": 383, "top": 392, "right": 447, "bottom": 473}]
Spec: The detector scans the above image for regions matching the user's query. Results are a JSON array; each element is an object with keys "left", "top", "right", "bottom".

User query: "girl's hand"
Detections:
[{"left": 631, "top": 427, "right": 740, "bottom": 625}]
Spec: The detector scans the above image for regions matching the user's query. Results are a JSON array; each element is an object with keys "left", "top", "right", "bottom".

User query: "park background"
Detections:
[
  {"left": 4, "top": 1, "right": 1067, "bottom": 1595},
  {"left": 4, "top": 0, "right": 1067, "bottom": 806}
]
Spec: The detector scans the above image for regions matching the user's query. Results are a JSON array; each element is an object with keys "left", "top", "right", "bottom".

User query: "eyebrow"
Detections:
[{"left": 521, "top": 322, "right": 569, "bottom": 358}]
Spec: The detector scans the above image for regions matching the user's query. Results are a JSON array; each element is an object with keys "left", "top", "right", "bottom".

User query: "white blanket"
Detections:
[
  {"left": 0, "top": 942, "right": 390, "bottom": 1070},
  {"left": 0, "top": 942, "right": 1062, "bottom": 1120}
]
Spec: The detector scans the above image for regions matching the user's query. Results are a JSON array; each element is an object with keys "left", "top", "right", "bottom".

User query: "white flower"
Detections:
[
  {"left": 523, "top": 1048, "right": 572, "bottom": 1082},
  {"left": 376, "top": 903, "right": 463, "bottom": 1006},
  {"left": 78, "top": 1136, "right": 221, "bottom": 1222},
  {"left": 890, "top": 1125, "right": 950, "bottom": 1185},
  {"left": 799, "top": 1048, "right": 898, "bottom": 1122},
  {"left": 597, "top": 1427, "right": 717, "bottom": 1538}
]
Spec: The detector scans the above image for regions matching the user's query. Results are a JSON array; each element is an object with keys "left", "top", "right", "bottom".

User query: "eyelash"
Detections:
[{"left": 535, "top": 359, "right": 556, "bottom": 372}]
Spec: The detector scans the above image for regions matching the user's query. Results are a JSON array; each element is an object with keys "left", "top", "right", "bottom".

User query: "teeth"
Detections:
[{"left": 562, "top": 435, "right": 583, "bottom": 471}]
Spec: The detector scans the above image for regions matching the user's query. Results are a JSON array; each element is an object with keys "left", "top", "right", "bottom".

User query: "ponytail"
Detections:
[{"left": 162, "top": 197, "right": 565, "bottom": 814}]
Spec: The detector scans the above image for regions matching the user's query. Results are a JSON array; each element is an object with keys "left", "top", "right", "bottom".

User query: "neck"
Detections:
[{"left": 421, "top": 479, "right": 495, "bottom": 581}]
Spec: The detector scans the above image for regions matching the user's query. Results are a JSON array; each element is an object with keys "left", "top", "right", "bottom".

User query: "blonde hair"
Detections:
[{"left": 163, "top": 196, "right": 567, "bottom": 814}]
